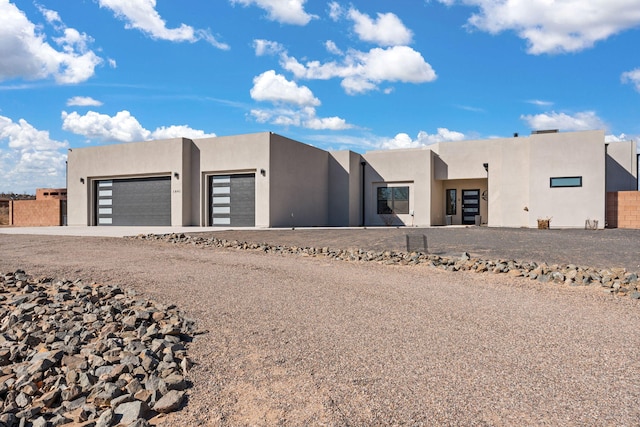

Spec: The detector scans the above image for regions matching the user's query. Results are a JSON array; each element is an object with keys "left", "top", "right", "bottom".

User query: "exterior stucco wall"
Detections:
[
  {"left": 195, "top": 132, "right": 270, "bottom": 227},
  {"left": 528, "top": 130, "right": 606, "bottom": 228},
  {"left": 606, "top": 141, "right": 638, "bottom": 192},
  {"left": 362, "top": 148, "right": 431, "bottom": 226},
  {"left": 67, "top": 138, "right": 190, "bottom": 226},
  {"left": 328, "top": 151, "right": 363, "bottom": 226},
  {"left": 432, "top": 137, "right": 529, "bottom": 227},
  {"left": 269, "top": 134, "right": 329, "bottom": 227}
]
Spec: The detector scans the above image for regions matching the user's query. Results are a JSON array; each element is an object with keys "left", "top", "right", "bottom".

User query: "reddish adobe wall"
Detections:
[
  {"left": 606, "top": 191, "right": 640, "bottom": 229},
  {"left": 9, "top": 199, "right": 64, "bottom": 226},
  {"left": 36, "top": 188, "right": 67, "bottom": 200}
]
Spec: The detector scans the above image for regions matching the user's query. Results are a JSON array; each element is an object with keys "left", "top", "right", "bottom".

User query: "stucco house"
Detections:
[{"left": 66, "top": 129, "right": 637, "bottom": 229}]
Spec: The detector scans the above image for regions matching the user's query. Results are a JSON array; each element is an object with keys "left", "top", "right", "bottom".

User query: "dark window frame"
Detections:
[
  {"left": 377, "top": 186, "right": 410, "bottom": 215},
  {"left": 550, "top": 176, "right": 582, "bottom": 188},
  {"left": 446, "top": 189, "right": 456, "bottom": 215}
]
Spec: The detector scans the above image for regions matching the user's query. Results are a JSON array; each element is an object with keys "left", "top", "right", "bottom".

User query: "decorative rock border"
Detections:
[
  {"left": 130, "top": 233, "right": 640, "bottom": 300},
  {"left": 0, "top": 271, "right": 195, "bottom": 427}
]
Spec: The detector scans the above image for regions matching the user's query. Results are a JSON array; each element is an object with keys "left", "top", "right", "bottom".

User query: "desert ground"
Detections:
[{"left": 1, "top": 228, "right": 640, "bottom": 426}]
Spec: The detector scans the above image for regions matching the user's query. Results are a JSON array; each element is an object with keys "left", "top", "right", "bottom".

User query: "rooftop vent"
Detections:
[{"left": 531, "top": 129, "right": 559, "bottom": 135}]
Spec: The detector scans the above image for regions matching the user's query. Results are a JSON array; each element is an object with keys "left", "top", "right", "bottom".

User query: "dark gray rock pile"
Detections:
[
  {"left": 131, "top": 233, "right": 640, "bottom": 299},
  {"left": 0, "top": 271, "right": 194, "bottom": 427}
]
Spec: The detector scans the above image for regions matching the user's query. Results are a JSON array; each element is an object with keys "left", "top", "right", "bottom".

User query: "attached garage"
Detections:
[
  {"left": 209, "top": 174, "right": 255, "bottom": 227},
  {"left": 95, "top": 176, "right": 171, "bottom": 226}
]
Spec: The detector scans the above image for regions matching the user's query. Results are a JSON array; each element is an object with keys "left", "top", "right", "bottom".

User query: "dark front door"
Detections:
[{"left": 462, "top": 189, "right": 480, "bottom": 225}]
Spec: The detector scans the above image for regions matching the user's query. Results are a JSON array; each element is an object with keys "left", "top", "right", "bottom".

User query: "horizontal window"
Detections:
[
  {"left": 212, "top": 187, "right": 230, "bottom": 194},
  {"left": 212, "top": 217, "right": 231, "bottom": 225},
  {"left": 212, "top": 176, "right": 231, "bottom": 184},
  {"left": 99, "top": 208, "right": 112, "bottom": 215},
  {"left": 98, "top": 217, "right": 112, "bottom": 224},
  {"left": 98, "top": 181, "right": 112, "bottom": 187},
  {"left": 550, "top": 176, "right": 582, "bottom": 188},
  {"left": 98, "top": 199, "right": 112, "bottom": 206},
  {"left": 99, "top": 190, "right": 112, "bottom": 197},
  {"left": 212, "top": 206, "right": 230, "bottom": 214},
  {"left": 212, "top": 197, "right": 230, "bottom": 204}
]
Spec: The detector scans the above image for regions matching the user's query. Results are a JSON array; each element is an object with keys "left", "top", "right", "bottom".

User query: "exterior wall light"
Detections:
[
  {"left": 80, "top": 178, "right": 85, "bottom": 184},
  {"left": 174, "top": 172, "right": 179, "bottom": 179},
  {"left": 260, "top": 169, "right": 266, "bottom": 176},
  {"left": 483, "top": 163, "right": 489, "bottom": 172}
]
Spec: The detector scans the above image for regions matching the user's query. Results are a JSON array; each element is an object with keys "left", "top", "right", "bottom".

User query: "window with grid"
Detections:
[{"left": 377, "top": 186, "right": 409, "bottom": 214}]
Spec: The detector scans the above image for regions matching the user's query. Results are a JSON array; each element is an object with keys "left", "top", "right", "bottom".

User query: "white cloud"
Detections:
[
  {"left": 250, "top": 70, "right": 320, "bottom": 106},
  {"left": 520, "top": 111, "right": 606, "bottom": 131},
  {"left": 283, "top": 46, "right": 437, "bottom": 95},
  {"left": 328, "top": 2, "right": 343, "bottom": 21},
  {"left": 605, "top": 133, "right": 628, "bottom": 142},
  {"left": 61, "top": 110, "right": 215, "bottom": 142},
  {"left": 62, "top": 110, "right": 150, "bottom": 142},
  {"left": 325, "top": 40, "right": 343, "bottom": 55},
  {"left": 250, "top": 107, "right": 352, "bottom": 130},
  {"left": 98, "top": 0, "right": 229, "bottom": 49},
  {"left": 67, "top": 96, "right": 103, "bottom": 107},
  {"left": 253, "top": 39, "right": 285, "bottom": 56},
  {"left": 0, "top": 115, "right": 68, "bottom": 192},
  {"left": 151, "top": 125, "right": 216, "bottom": 140},
  {"left": 381, "top": 128, "right": 466, "bottom": 149},
  {"left": 0, "top": 2, "right": 102, "bottom": 84},
  {"left": 36, "top": 4, "right": 62, "bottom": 26},
  {"left": 347, "top": 8, "right": 413, "bottom": 46},
  {"left": 622, "top": 68, "right": 640, "bottom": 92},
  {"left": 444, "top": 0, "right": 640, "bottom": 54},
  {"left": 527, "top": 99, "right": 554, "bottom": 107},
  {"left": 230, "top": 0, "right": 316, "bottom": 25}
]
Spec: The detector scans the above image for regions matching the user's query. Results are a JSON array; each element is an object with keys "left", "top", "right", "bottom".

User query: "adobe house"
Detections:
[
  {"left": 8, "top": 188, "right": 67, "bottom": 226},
  {"left": 66, "top": 130, "right": 637, "bottom": 229}
]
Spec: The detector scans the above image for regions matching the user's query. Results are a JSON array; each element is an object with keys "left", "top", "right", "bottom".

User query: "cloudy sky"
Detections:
[{"left": 1, "top": 0, "right": 640, "bottom": 192}]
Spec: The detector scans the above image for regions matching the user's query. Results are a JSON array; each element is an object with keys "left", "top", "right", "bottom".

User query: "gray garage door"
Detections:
[
  {"left": 210, "top": 174, "right": 255, "bottom": 227},
  {"left": 95, "top": 177, "right": 171, "bottom": 226}
]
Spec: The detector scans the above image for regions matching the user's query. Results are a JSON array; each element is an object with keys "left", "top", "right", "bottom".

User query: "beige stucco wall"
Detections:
[
  {"left": 195, "top": 132, "right": 270, "bottom": 227},
  {"left": 606, "top": 140, "right": 638, "bottom": 192},
  {"left": 67, "top": 138, "right": 191, "bottom": 226},
  {"left": 362, "top": 148, "right": 431, "bottom": 226},
  {"left": 269, "top": 134, "right": 329, "bottom": 227},
  {"left": 432, "top": 137, "right": 529, "bottom": 227},
  {"left": 328, "top": 151, "right": 363, "bottom": 226},
  {"left": 528, "top": 130, "right": 606, "bottom": 228},
  {"left": 432, "top": 130, "right": 607, "bottom": 228}
]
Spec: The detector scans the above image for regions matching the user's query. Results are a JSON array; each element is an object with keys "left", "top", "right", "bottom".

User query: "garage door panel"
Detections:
[
  {"left": 96, "top": 177, "right": 171, "bottom": 226},
  {"left": 210, "top": 174, "right": 255, "bottom": 227}
]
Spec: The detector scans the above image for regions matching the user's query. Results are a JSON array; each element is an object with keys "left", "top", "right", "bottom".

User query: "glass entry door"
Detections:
[{"left": 462, "top": 189, "right": 480, "bottom": 225}]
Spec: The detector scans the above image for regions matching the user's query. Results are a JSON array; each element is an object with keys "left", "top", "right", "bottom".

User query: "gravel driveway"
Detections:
[{"left": 1, "top": 233, "right": 640, "bottom": 426}]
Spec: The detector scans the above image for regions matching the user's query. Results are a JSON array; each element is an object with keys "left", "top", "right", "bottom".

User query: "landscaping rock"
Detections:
[{"left": 0, "top": 271, "right": 195, "bottom": 426}]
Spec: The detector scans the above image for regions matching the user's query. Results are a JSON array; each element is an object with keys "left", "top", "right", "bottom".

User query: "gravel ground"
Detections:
[{"left": 1, "top": 233, "right": 640, "bottom": 426}]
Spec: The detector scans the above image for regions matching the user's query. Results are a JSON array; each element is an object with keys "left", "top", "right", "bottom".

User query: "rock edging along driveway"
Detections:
[
  {"left": 0, "top": 270, "right": 195, "bottom": 427},
  {"left": 130, "top": 233, "right": 640, "bottom": 300}
]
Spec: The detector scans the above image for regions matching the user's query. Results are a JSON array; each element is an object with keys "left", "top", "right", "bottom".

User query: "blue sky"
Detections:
[{"left": 1, "top": 0, "right": 640, "bottom": 193}]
